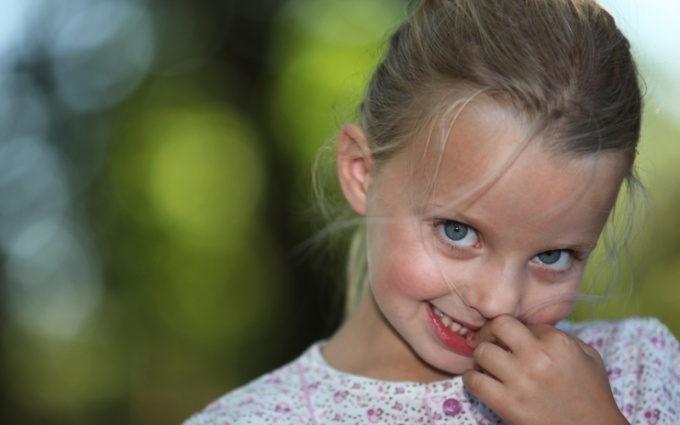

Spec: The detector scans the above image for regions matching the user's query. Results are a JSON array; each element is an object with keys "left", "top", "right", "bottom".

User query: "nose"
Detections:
[{"left": 461, "top": 260, "right": 523, "bottom": 319}]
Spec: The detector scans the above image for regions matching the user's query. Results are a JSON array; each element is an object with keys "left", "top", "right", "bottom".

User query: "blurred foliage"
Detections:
[{"left": 0, "top": 1, "right": 678, "bottom": 424}]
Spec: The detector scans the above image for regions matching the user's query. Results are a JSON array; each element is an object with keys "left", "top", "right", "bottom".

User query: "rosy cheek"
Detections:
[
  {"left": 384, "top": 252, "right": 442, "bottom": 293},
  {"left": 396, "top": 260, "right": 436, "bottom": 291}
]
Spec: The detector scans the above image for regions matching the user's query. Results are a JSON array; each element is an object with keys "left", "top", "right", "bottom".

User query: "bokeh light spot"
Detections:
[
  {"left": 5, "top": 218, "right": 102, "bottom": 341},
  {"left": 270, "top": 0, "right": 402, "bottom": 166},
  {"left": 49, "top": 0, "right": 155, "bottom": 112},
  {"left": 146, "top": 107, "right": 264, "bottom": 251}
]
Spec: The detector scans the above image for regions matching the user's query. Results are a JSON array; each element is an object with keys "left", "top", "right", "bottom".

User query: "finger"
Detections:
[
  {"left": 472, "top": 341, "right": 515, "bottom": 383},
  {"left": 470, "top": 315, "right": 513, "bottom": 347},
  {"left": 462, "top": 368, "right": 504, "bottom": 396},
  {"left": 573, "top": 335, "right": 606, "bottom": 365},
  {"left": 470, "top": 315, "right": 535, "bottom": 353},
  {"left": 528, "top": 324, "right": 600, "bottom": 358},
  {"left": 524, "top": 323, "right": 555, "bottom": 338},
  {"left": 462, "top": 369, "right": 506, "bottom": 413}
]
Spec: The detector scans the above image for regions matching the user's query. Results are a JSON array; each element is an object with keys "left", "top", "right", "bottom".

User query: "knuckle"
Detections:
[
  {"left": 539, "top": 327, "right": 573, "bottom": 347},
  {"left": 532, "top": 349, "right": 553, "bottom": 373},
  {"left": 493, "top": 314, "right": 516, "bottom": 328},
  {"left": 487, "top": 315, "right": 515, "bottom": 335},
  {"left": 529, "top": 323, "right": 552, "bottom": 335},
  {"left": 580, "top": 339, "right": 600, "bottom": 355},
  {"left": 554, "top": 330, "right": 575, "bottom": 347},
  {"left": 473, "top": 341, "right": 488, "bottom": 362},
  {"left": 462, "top": 370, "right": 484, "bottom": 394}
]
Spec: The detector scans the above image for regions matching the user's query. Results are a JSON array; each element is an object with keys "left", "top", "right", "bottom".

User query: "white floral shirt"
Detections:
[{"left": 184, "top": 318, "right": 680, "bottom": 424}]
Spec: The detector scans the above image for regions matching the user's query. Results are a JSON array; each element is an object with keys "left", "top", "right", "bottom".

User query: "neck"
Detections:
[{"left": 322, "top": 287, "right": 451, "bottom": 382}]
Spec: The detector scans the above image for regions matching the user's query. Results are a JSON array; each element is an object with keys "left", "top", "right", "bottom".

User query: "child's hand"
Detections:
[{"left": 462, "top": 315, "right": 629, "bottom": 425}]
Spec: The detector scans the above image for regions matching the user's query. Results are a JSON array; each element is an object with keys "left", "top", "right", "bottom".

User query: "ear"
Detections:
[{"left": 337, "top": 124, "right": 373, "bottom": 216}]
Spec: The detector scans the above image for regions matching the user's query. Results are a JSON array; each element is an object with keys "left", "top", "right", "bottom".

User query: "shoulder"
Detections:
[
  {"left": 561, "top": 317, "right": 678, "bottom": 353},
  {"left": 562, "top": 316, "right": 675, "bottom": 341},
  {"left": 183, "top": 344, "right": 324, "bottom": 425},
  {"left": 561, "top": 317, "right": 679, "bottom": 367},
  {"left": 562, "top": 317, "right": 680, "bottom": 422}
]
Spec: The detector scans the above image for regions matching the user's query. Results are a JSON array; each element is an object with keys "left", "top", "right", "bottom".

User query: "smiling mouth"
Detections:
[{"left": 431, "top": 305, "right": 475, "bottom": 337}]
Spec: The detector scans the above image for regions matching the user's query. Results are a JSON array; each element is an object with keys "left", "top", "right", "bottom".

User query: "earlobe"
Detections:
[{"left": 337, "top": 124, "right": 372, "bottom": 216}]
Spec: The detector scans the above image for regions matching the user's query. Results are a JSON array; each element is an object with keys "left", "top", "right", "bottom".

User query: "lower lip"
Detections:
[{"left": 426, "top": 304, "right": 474, "bottom": 357}]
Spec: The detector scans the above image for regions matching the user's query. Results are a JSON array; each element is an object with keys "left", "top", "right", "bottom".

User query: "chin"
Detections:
[
  {"left": 437, "top": 360, "right": 474, "bottom": 377},
  {"left": 416, "top": 349, "right": 475, "bottom": 379}
]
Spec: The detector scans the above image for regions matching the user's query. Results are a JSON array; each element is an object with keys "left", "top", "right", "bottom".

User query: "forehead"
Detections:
[{"left": 393, "top": 101, "right": 627, "bottom": 243}]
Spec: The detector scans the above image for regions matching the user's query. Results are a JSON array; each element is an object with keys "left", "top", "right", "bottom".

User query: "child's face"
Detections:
[{"left": 362, "top": 104, "right": 627, "bottom": 376}]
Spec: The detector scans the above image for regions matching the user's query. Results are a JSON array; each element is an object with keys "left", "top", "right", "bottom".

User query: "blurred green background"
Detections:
[{"left": 0, "top": 0, "right": 678, "bottom": 424}]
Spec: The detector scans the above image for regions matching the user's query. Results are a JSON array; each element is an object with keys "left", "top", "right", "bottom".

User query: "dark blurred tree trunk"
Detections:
[{"left": 167, "top": 0, "right": 343, "bottom": 366}]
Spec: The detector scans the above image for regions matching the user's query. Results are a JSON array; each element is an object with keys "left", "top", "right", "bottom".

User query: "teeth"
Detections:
[{"left": 432, "top": 305, "right": 471, "bottom": 336}]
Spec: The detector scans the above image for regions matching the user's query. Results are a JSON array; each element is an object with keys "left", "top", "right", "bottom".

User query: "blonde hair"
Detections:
[{"left": 316, "top": 0, "right": 643, "bottom": 315}]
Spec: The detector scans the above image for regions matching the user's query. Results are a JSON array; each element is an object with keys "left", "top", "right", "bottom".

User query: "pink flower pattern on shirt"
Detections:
[{"left": 184, "top": 318, "right": 680, "bottom": 424}]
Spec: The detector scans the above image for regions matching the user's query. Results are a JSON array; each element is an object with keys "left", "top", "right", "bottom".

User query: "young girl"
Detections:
[{"left": 185, "top": 0, "right": 680, "bottom": 423}]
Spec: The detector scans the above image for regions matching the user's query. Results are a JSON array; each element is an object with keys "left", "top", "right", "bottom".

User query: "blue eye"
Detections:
[
  {"left": 439, "top": 221, "right": 479, "bottom": 247},
  {"left": 533, "top": 250, "right": 572, "bottom": 270}
]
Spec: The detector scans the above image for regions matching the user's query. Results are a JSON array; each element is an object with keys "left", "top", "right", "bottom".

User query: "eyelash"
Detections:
[
  {"left": 432, "top": 218, "right": 585, "bottom": 273},
  {"left": 433, "top": 219, "right": 480, "bottom": 250},
  {"left": 531, "top": 250, "right": 576, "bottom": 273}
]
